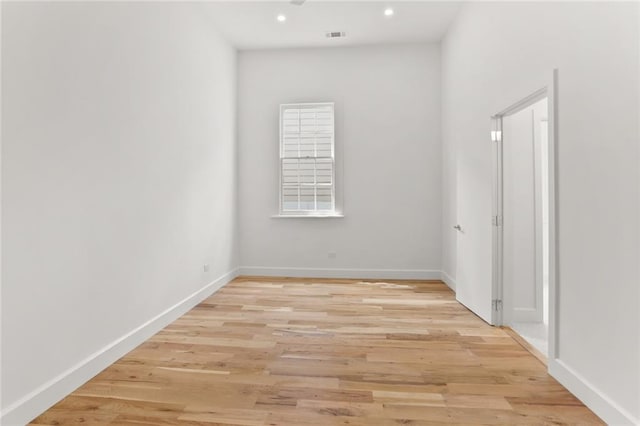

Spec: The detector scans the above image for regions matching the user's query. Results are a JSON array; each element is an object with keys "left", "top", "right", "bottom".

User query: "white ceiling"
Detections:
[{"left": 200, "top": 1, "right": 463, "bottom": 50}]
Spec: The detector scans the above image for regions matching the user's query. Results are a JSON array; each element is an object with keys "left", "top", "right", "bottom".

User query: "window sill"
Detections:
[{"left": 272, "top": 214, "right": 344, "bottom": 219}]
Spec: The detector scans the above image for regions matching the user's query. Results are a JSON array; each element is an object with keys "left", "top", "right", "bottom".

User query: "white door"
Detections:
[
  {"left": 455, "top": 82, "right": 554, "bottom": 328},
  {"left": 502, "top": 98, "right": 547, "bottom": 324},
  {"left": 455, "top": 137, "right": 495, "bottom": 324}
]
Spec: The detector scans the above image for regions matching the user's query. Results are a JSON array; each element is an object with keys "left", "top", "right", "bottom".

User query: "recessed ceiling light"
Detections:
[
  {"left": 277, "top": 14, "right": 287, "bottom": 22},
  {"left": 384, "top": 8, "right": 394, "bottom": 17}
]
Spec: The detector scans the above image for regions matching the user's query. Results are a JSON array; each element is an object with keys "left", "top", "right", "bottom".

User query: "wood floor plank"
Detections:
[{"left": 30, "top": 277, "right": 603, "bottom": 425}]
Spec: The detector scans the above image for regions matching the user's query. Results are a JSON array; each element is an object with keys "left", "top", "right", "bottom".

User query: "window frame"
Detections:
[{"left": 278, "top": 102, "right": 339, "bottom": 217}]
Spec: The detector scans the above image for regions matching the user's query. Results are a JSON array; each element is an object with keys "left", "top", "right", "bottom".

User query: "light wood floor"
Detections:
[{"left": 32, "top": 277, "right": 603, "bottom": 425}]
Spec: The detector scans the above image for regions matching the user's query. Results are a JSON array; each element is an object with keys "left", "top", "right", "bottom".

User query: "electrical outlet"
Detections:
[
  {"left": 328, "top": 252, "right": 337, "bottom": 259},
  {"left": 203, "top": 264, "right": 210, "bottom": 272}
]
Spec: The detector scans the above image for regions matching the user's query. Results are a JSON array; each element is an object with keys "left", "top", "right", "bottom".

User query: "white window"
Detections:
[{"left": 279, "top": 102, "right": 336, "bottom": 216}]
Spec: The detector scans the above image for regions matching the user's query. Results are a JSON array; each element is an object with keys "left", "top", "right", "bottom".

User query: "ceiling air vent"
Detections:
[
  {"left": 290, "top": 0, "right": 306, "bottom": 5},
  {"left": 326, "top": 31, "right": 346, "bottom": 39}
]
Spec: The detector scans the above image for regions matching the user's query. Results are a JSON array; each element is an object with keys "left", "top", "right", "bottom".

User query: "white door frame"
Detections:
[{"left": 490, "top": 70, "right": 559, "bottom": 360}]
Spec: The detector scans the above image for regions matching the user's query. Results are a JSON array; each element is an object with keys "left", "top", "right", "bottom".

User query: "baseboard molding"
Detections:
[
  {"left": 549, "top": 358, "right": 638, "bottom": 425},
  {"left": 0, "top": 268, "right": 240, "bottom": 426},
  {"left": 440, "top": 270, "right": 456, "bottom": 291},
  {"left": 239, "top": 266, "right": 442, "bottom": 281},
  {"left": 6, "top": 268, "right": 633, "bottom": 426}
]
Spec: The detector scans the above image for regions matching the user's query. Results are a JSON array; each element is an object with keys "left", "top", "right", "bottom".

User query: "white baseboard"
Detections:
[
  {"left": 0, "top": 268, "right": 239, "bottom": 426},
  {"left": 549, "top": 358, "right": 638, "bottom": 425},
  {"left": 238, "top": 266, "right": 442, "bottom": 281},
  {"left": 440, "top": 270, "right": 456, "bottom": 291},
  {"left": 6, "top": 268, "right": 633, "bottom": 426}
]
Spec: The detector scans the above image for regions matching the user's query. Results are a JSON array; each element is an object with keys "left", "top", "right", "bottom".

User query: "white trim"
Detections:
[
  {"left": 491, "top": 87, "right": 547, "bottom": 118},
  {"left": 490, "top": 113, "right": 504, "bottom": 326},
  {"left": 0, "top": 1, "right": 4, "bottom": 416},
  {"left": 549, "top": 359, "right": 638, "bottom": 425},
  {"left": 280, "top": 102, "right": 333, "bottom": 107},
  {"left": 0, "top": 268, "right": 240, "bottom": 426},
  {"left": 440, "top": 270, "right": 456, "bottom": 291},
  {"left": 547, "top": 69, "right": 559, "bottom": 361},
  {"left": 239, "top": 266, "right": 441, "bottom": 281},
  {"left": 271, "top": 214, "right": 344, "bottom": 219}
]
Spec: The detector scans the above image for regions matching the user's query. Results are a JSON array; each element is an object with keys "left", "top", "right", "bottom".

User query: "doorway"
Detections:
[
  {"left": 503, "top": 97, "right": 548, "bottom": 354},
  {"left": 491, "top": 80, "right": 557, "bottom": 361}
]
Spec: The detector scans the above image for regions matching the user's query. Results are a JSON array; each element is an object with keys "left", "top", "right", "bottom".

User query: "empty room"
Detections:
[{"left": 1, "top": 1, "right": 639, "bottom": 425}]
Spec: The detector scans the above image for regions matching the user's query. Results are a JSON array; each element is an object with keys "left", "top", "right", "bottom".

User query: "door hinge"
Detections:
[
  {"left": 492, "top": 215, "right": 503, "bottom": 227},
  {"left": 492, "top": 299, "right": 503, "bottom": 311}
]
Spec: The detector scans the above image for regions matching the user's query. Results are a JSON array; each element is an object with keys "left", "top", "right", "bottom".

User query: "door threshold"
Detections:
[{"left": 501, "top": 326, "right": 548, "bottom": 366}]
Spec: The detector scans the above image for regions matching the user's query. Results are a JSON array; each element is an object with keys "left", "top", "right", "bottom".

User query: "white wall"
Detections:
[
  {"left": 442, "top": 2, "right": 639, "bottom": 424},
  {"left": 1, "top": 3, "right": 238, "bottom": 423},
  {"left": 238, "top": 44, "right": 442, "bottom": 279}
]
